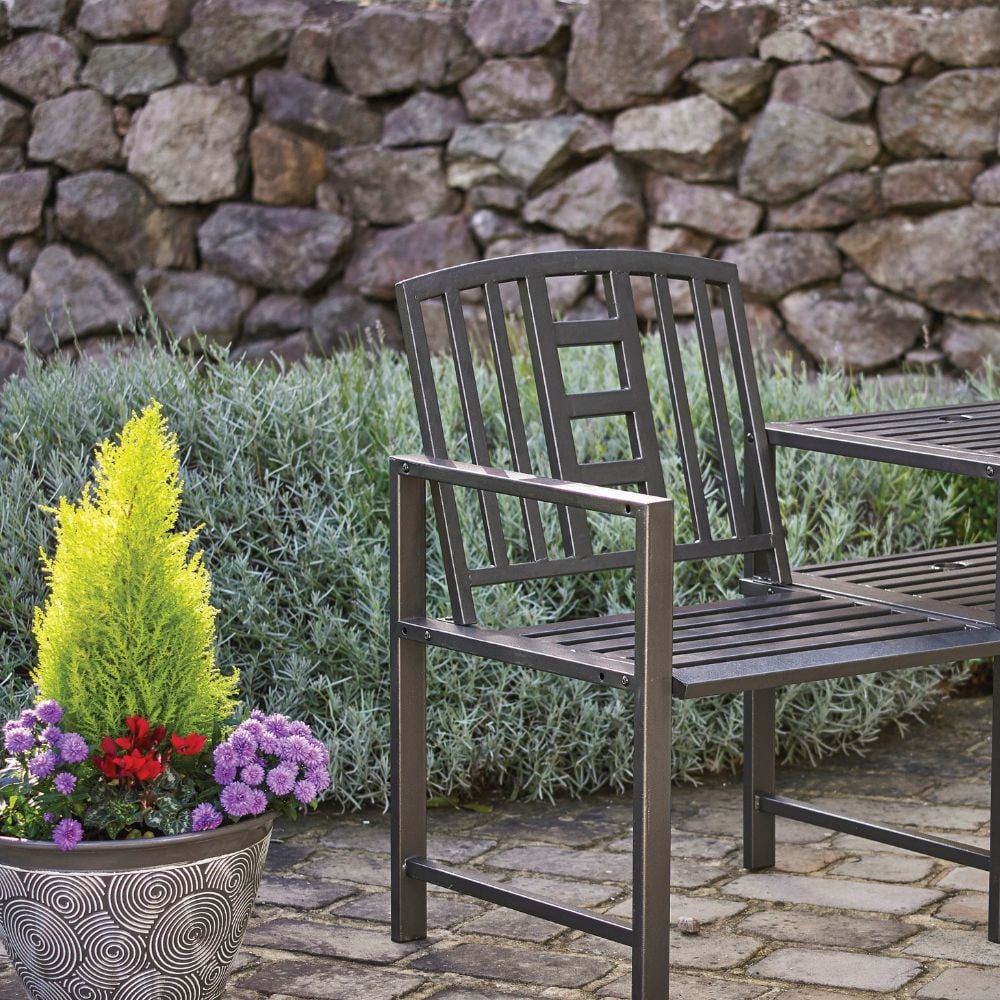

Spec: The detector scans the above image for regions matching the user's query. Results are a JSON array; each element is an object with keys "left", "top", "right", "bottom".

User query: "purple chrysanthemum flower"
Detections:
[
  {"left": 227, "top": 730, "right": 257, "bottom": 766},
  {"left": 250, "top": 708, "right": 266, "bottom": 722},
  {"left": 247, "top": 789, "right": 268, "bottom": 816},
  {"left": 213, "top": 743, "right": 237, "bottom": 769},
  {"left": 306, "top": 766, "right": 330, "bottom": 792},
  {"left": 35, "top": 700, "right": 63, "bottom": 725},
  {"left": 3, "top": 725, "right": 33, "bottom": 754},
  {"left": 286, "top": 720, "right": 310, "bottom": 737},
  {"left": 191, "top": 803, "right": 224, "bottom": 832},
  {"left": 300, "top": 742, "right": 327, "bottom": 770},
  {"left": 257, "top": 730, "right": 281, "bottom": 754},
  {"left": 18, "top": 709, "right": 37, "bottom": 729},
  {"left": 52, "top": 817, "right": 83, "bottom": 851},
  {"left": 241, "top": 762, "right": 265, "bottom": 786},
  {"left": 264, "top": 713, "right": 291, "bottom": 738},
  {"left": 42, "top": 725, "right": 62, "bottom": 746},
  {"left": 53, "top": 771, "right": 76, "bottom": 795},
  {"left": 293, "top": 780, "right": 317, "bottom": 805},
  {"left": 266, "top": 763, "right": 297, "bottom": 797},
  {"left": 58, "top": 733, "right": 88, "bottom": 764},
  {"left": 29, "top": 750, "right": 59, "bottom": 778},
  {"left": 213, "top": 762, "right": 238, "bottom": 785},
  {"left": 238, "top": 719, "right": 266, "bottom": 742},
  {"left": 43, "top": 811, "right": 54, "bottom": 824},
  {"left": 280, "top": 735, "right": 312, "bottom": 763},
  {"left": 219, "top": 781, "right": 254, "bottom": 818}
]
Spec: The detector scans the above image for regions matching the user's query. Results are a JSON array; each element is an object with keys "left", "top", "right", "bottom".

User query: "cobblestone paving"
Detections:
[{"left": 0, "top": 697, "right": 997, "bottom": 999}]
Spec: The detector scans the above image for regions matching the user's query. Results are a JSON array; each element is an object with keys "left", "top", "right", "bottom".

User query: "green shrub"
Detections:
[
  {"left": 32, "top": 401, "right": 238, "bottom": 746},
  {"left": 0, "top": 334, "right": 994, "bottom": 806}
]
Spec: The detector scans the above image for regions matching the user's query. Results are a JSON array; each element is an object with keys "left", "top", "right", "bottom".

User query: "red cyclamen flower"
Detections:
[{"left": 170, "top": 732, "right": 206, "bottom": 756}]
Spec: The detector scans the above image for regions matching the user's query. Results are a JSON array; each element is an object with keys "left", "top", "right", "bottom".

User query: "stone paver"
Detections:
[
  {"left": 748, "top": 946, "right": 922, "bottom": 992},
  {"left": 917, "top": 967, "right": 1000, "bottom": 998},
  {"left": 195, "top": 694, "right": 1000, "bottom": 1000}
]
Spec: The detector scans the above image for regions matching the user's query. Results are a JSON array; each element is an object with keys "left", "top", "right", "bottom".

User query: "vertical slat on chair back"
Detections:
[{"left": 396, "top": 249, "right": 787, "bottom": 625}]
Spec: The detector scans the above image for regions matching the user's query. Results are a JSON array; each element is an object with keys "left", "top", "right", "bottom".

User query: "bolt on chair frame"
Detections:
[{"left": 388, "top": 250, "right": 1000, "bottom": 1000}]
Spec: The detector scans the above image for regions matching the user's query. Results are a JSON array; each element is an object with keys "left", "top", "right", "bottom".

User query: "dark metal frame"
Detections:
[{"left": 389, "top": 250, "right": 1000, "bottom": 999}]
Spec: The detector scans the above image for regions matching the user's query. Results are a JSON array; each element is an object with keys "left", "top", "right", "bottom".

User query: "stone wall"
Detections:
[{"left": 0, "top": 0, "right": 999, "bottom": 383}]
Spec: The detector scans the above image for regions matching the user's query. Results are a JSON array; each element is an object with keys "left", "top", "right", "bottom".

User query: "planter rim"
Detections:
[{"left": 0, "top": 811, "right": 275, "bottom": 872}]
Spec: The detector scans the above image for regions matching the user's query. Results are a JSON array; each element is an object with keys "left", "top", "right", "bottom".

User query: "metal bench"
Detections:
[{"left": 388, "top": 249, "right": 1000, "bottom": 999}]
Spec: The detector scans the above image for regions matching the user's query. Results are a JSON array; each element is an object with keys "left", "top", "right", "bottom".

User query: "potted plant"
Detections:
[{"left": 0, "top": 402, "right": 330, "bottom": 1000}]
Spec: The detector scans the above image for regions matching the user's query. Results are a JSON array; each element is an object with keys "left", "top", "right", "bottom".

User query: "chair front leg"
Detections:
[
  {"left": 632, "top": 500, "right": 672, "bottom": 1000},
  {"left": 990, "top": 656, "right": 999, "bottom": 944},
  {"left": 743, "top": 689, "right": 776, "bottom": 871},
  {"left": 390, "top": 466, "right": 427, "bottom": 942}
]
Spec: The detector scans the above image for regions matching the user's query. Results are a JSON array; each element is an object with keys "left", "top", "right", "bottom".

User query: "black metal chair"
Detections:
[{"left": 388, "top": 249, "right": 1000, "bottom": 999}]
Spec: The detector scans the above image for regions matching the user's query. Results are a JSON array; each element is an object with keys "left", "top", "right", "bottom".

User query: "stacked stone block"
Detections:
[{"left": 0, "top": 0, "right": 998, "bottom": 382}]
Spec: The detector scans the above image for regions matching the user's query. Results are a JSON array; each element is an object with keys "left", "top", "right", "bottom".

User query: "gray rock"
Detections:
[
  {"left": 252, "top": 69, "right": 382, "bottom": 147},
  {"left": 468, "top": 208, "right": 527, "bottom": 247},
  {"left": 721, "top": 231, "right": 841, "bottom": 302},
  {"left": 330, "top": 7, "right": 478, "bottom": 97},
  {"left": 565, "top": 0, "right": 691, "bottom": 113},
  {"left": 0, "top": 264, "right": 24, "bottom": 332},
  {"left": 311, "top": 288, "right": 400, "bottom": 349},
  {"left": 0, "top": 170, "right": 50, "bottom": 240},
  {"left": 81, "top": 44, "right": 179, "bottom": 100},
  {"left": 344, "top": 216, "right": 476, "bottom": 300},
  {"left": 250, "top": 120, "right": 326, "bottom": 206},
  {"left": 487, "top": 233, "right": 588, "bottom": 313},
  {"left": 55, "top": 171, "right": 197, "bottom": 272},
  {"left": 758, "top": 30, "right": 822, "bottom": 63},
  {"left": 941, "top": 317, "right": 1000, "bottom": 373},
  {"left": 881, "top": 160, "right": 983, "bottom": 211},
  {"left": 768, "top": 171, "right": 882, "bottom": 230},
  {"left": 459, "top": 57, "right": 564, "bottom": 122},
  {"left": 523, "top": 155, "right": 644, "bottom": 246},
  {"left": 612, "top": 95, "right": 740, "bottom": 181},
  {"left": 126, "top": 84, "right": 251, "bottom": 204},
  {"left": 243, "top": 293, "right": 311, "bottom": 339},
  {"left": 9, "top": 0, "right": 68, "bottom": 31},
  {"left": 973, "top": 165, "right": 1000, "bottom": 204},
  {"left": 779, "top": 276, "right": 928, "bottom": 372},
  {"left": 685, "top": 4, "right": 777, "bottom": 59},
  {"left": 570, "top": 115, "right": 613, "bottom": 158},
  {"left": 771, "top": 62, "right": 875, "bottom": 121},
  {"left": 446, "top": 116, "right": 582, "bottom": 192},
  {"left": 744, "top": 301, "right": 807, "bottom": 368},
  {"left": 286, "top": 20, "right": 332, "bottom": 80},
  {"left": 0, "top": 149, "right": 23, "bottom": 172},
  {"left": 329, "top": 146, "right": 459, "bottom": 225},
  {"left": 465, "top": 0, "right": 564, "bottom": 57},
  {"left": 810, "top": 10, "right": 924, "bottom": 68},
  {"left": 837, "top": 206, "right": 1000, "bottom": 320},
  {"left": 232, "top": 330, "right": 319, "bottom": 366},
  {"left": 878, "top": 71, "right": 1000, "bottom": 159},
  {"left": 198, "top": 204, "right": 353, "bottom": 293},
  {"left": 77, "top": 0, "right": 195, "bottom": 38},
  {"left": 684, "top": 58, "right": 773, "bottom": 114},
  {"left": 647, "top": 226, "right": 713, "bottom": 257},
  {"left": 468, "top": 184, "right": 523, "bottom": 213},
  {"left": 0, "top": 33, "right": 79, "bottom": 102},
  {"left": 148, "top": 271, "right": 255, "bottom": 345},
  {"left": 384, "top": 92, "right": 466, "bottom": 148},
  {"left": 739, "top": 102, "right": 880, "bottom": 203},
  {"left": 7, "top": 237, "right": 42, "bottom": 279},
  {"left": 10, "top": 245, "right": 139, "bottom": 351},
  {"left": 646, "top": 175, "right": 761, "bottom": 240},
  {"left": 180, "top": 0, "right": 307, "bottom": 80},
  {"left": 0, "top": 342, "right": 26, "bottom": 384},
  {"left": 924, "top": 8, "right": 1000, "bottom": 67},
  {"left": 28, "top": 90, "right": 121, "bottom": 172},
  {"left": 0, "top": 97, "right": 28, "bottom": 146}
]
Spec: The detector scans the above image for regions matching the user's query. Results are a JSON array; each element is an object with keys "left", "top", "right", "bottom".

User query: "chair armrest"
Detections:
[{"left": 391, "top": 454, "right": 670, "bottom": 518}]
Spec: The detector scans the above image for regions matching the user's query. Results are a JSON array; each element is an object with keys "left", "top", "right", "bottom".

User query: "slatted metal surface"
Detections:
[
  {"left": 767, "top": 401, "right": 1000, "bottom": 478},
  {"left": 805, "top": 542, "right": 997, "bottom": 622},
  {"left": 504, "top": 584, "right": 1000, "bottom": 698}
]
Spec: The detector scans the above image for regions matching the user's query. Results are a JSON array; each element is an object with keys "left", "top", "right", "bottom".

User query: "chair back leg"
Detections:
[
  {"left": 990, "top": 658, "right": 1000, "bottom": 943},
  {"left": 743, "top": 689, "right": 776, "bottom": 870}
]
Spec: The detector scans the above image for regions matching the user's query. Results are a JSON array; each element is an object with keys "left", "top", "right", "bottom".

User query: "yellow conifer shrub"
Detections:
[{"left": 32, "top": 401, "right": 238, "bottom": 746}]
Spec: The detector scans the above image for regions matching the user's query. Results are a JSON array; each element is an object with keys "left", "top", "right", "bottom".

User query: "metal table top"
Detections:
[{"left": 766, "top": 400, "right": 1000, "bottom": 479}]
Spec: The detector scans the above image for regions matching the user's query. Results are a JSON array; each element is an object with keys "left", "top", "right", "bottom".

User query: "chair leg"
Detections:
[
  {"left": 390, "top": 468, "right": 427, "bottom": 943},
  {"left": 990, "top": 657, "right": 999, "bottom": 944},
  {"left": 743, "top": 689, "right": 776, "bottom": 871}
]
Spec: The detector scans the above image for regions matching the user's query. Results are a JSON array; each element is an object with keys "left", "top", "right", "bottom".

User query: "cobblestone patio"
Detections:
[{"left": 1, "top": 695, "right": 997, "bottom": 999}]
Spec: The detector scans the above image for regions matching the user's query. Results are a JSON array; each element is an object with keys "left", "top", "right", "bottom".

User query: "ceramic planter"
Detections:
[{"left": 0, "top": 812, "right": 273, "bottom": 1000}]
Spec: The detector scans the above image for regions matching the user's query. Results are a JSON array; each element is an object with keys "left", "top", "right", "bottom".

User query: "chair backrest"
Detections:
[{"left": 396, "top": 249, "right": 788, "bottom": 625}]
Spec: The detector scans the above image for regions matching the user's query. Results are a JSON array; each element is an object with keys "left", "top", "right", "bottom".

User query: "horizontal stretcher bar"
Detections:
[
  {"left": 405, "top": 857, "right": 633, "bottom": 945},
  {"left": 757, "top": 794, "right": 991, "bottom": 871}
]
